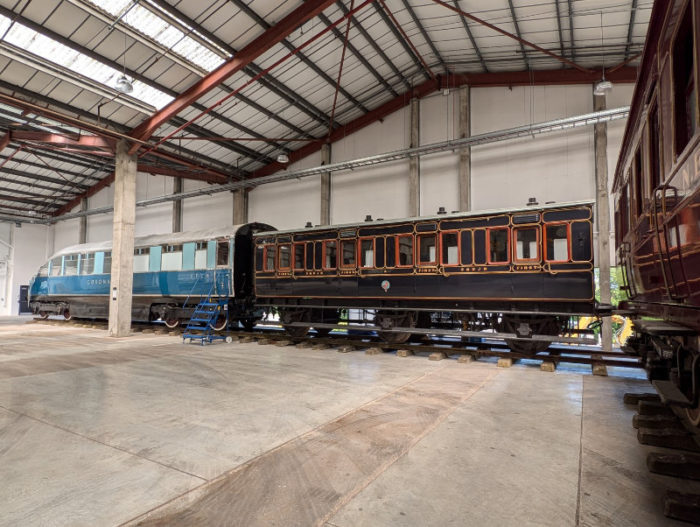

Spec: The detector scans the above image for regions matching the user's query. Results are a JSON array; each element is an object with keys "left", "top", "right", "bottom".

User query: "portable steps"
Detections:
[{"left": 183, "top": 294, "right": 232, "bottom": 345}]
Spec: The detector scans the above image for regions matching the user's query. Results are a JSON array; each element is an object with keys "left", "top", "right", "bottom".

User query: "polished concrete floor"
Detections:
[{"left": 0, "top": 317, "right": 696, "bottom": 526}]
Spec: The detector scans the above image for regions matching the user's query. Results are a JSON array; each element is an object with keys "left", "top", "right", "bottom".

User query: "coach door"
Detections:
[{"left": 655, "top": 186, "right": 690, "bottom": 300}]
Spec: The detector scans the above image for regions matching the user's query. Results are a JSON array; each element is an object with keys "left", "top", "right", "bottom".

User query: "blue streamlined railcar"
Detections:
[{"left": 29, "top": 223, "right": 274, "bottom": 329}]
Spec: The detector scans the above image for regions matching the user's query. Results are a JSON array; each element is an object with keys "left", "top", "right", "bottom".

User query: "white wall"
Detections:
[{"left": 12, "top": 82, "right": 635, "bottom": 288}]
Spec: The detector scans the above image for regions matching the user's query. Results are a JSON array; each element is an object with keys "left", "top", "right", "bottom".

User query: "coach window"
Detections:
[
  {"left": 488, "top": 228, "right": 509, "bottom": 264},
  {"left": 461, "top": 231, "right": 473, "bottom": 265},
  {"left": 514, "top": 227, "right": 538, "bottom": 262},
  {"left": 49, "top": 257, "right": 62, "bottom": 276},
  {"left": 385, "top": 236, "right": 396, "bottom": 267},
  {"left": 216, "top": 241, "right": 229, "bottom": 266},
  {"left": 649, "top": 101, "right": 662, "bottom": 190},
  {"left": 545, "top": 224, "right": 569, "bottom": 262},
  {"left": 38, "top": 263, "right": 49, "bottom": 277},
  {"left": 194, "top": 242, "right": 208, "bottom": 269},
  {"left": 324, "top": 241, "right": 337, "bottom": 269},
  {"left": 418, "top": 234, "right": 436, "bottom": 266},
  {"left": 255, "top": 245, "right": 264, "bottom": 271},
  {"left": 397, "top": 235, "right": 413, "bottom": 267},
  {"left": 305, "top": 242, "right": 314, "bottom": 270},
  {"left": 64, "top": 254, "right": 79, "bottom": 276},
  {"left": 161, "top": 245, "right": 183, "bottom": 271},
  {"left": 264, "top": 245, "right": 275, "bottom": 271},
  {"left": 293, "top": 243, "right": 305, "bottom": 270},
  {"left": 672, "top": 2, "right": 697, "bottom": 156},
  {"left": 441, "top": 232, "right": 459, "bottom": 265},
  {"left": 278, "top": 244, "right": 291, "bottom": 270},
  {"left": 133, "top": 248, "right": 150, "bottom": 273},
  {"left": 633, "top": 148, "right": 644, "bottom": 217},
  {"left": 341, "top": 239, "right": 356, "bottom": 268},
  {"left": 360, "top": 238, "right": 374, "bottom": 268},
  {"left": 103, "top": 252, "right": 112, "bottom": 274}
]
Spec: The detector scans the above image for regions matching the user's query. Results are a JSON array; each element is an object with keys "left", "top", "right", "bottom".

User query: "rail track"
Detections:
[{"left": 33, "top": 317, "right": 642, "bottom": 372}]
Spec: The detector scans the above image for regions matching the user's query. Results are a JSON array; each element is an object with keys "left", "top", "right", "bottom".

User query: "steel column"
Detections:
[
  {"left": 409, "top": 97, "right": 420, "bottom": 217},
  {"left": 458, "top": 86, "right": 471, "bottom": 211}
]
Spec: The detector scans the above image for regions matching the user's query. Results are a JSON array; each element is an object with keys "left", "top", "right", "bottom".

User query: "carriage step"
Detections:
[{"left": 653, "top": 380, "right": 694, "bottom": 408}]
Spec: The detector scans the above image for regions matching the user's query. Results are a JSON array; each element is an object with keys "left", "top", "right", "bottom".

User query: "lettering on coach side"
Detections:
[{"left": 87, "top": 279, "right": 109, "bottom": 286}]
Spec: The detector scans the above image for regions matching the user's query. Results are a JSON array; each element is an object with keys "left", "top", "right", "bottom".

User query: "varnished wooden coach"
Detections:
[{"left": 253, "top": 201, "right": 595, "bottom": 352}]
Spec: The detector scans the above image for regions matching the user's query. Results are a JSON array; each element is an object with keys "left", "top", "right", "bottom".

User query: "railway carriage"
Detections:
[
  {"left": 253, "top": 201, "right": 595, "bottom": 352},
  {"left": 29, "top": 223, "right": 273, "bottom": 328},
  {"left": 613, "top": 0, "right": 700, "bottom": 424}
]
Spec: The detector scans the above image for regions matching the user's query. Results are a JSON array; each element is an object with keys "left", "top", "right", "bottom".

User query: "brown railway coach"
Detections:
[
  {"left": 253, "top": 201, "right": 595, "bottom": 353},
  {"left": 614, "top": 0, "right": 700, "bottom": 423}
]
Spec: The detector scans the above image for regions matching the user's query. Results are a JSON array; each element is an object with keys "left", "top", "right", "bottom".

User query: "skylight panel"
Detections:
[
  {"left": 0, "top": 14, "right": 173, "bottom": 110},
  {"left": 86, "top": 0, "right": 226, "bottom": 73}
]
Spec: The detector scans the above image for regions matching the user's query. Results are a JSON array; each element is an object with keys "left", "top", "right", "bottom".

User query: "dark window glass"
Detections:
[
  {"left": 341, "top": 240, "right": 356, "bottom": 267},
  {"left": 673, "top": 4, "right": 696, "bottom": 155},
  {"left": 255, "top": 247, "right": 264, "bottom": 271},
  {"left": 265, "top": 246, "right": 275, "bottom": 271},
  {"left": 546, "top": 224, "right": 569, "bottom": 262},
  {"left": 217, "top": 241, "right": 229, "bottom": 266},
  {"left": 460, "top": 231, "right": 472, "bottom": 265},
  {"left": 314, "top": 242, "right": 323, "bottom": 269},
  {"left": 325, "top": 241, "right": 337, "bottom": 269},
  {"left": 441, "top": 232, "right": 459, "bottom": 265},
  {"left": 649, "top": 102, "right": 661, "bottom": 190},
  {"left": 385, "top": 236, "right": 396, "bottom": 268},
  {"left": 376, "top": 237, "right": 385, "bottom": 268},
  {"left": 633, "top": 148, "right": 643, "bottom": 217},
  {"left": 305, "top": 242, "right": 314, "bottom": 269},
  {"left": 571, "top": 221, "right": 592, "bottom": 262},
  {"left": 293, "top": 244, "right": 305, "bottom": 270},
  {"left": 473, "top": 230, "right": 486, "bottom": 264},
  {"left": 398, "top": 235, "right": 413, "bottom": 266},
  {"left": 488, "top": 229, "right": 509, "bottom": 263},
  {"left": 620, "top": 186, "right": 629, "bottom": 240},
  {"left": 514, "top": 228, "right": 538, "bottom": 262},
  {"left": 418, "top": 234, "right": 436, "bottom": 265},
  {"left": 279, "top": 244, "right": 291, "bottom": 269},
  {"left": 360, "top": 239, "right": 374, "bottom": 268}
]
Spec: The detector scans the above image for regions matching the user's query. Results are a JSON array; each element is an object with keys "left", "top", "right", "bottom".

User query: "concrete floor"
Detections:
[{"left": 0, "top": 318, "right": 697, "bottom": 526}]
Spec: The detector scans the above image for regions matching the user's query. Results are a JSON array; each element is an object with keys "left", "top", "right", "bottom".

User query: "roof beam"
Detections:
[
  {"left": 317, "top": 11, "right": 398, "bottom": 97},
  {"left": 146, "top": 0, "right": 332, "bottom": 129},
  {"left": 506, "top": 0, "right": 529, "bottom": 69},
  {"left": 372, "top": 1, "right": 431, "bottom": 80},
  {"left": 554, "top": 0, "right": 566, "bottom": 65},
  {"left": 399, "top": 0, "right": 446, "bottom": 72},
  {"left": 568, "top": 0, "right": 575, "bottom": 62},
  {"left": 624, "top": 0, "right": 639, "bottom": 59},
  {"left": 378, "top": 0, "right": 435, "bottom": 79},
  {"left": 0, "top": 163, "right": 90, "bottom": 190},
  {"left": 228, "top": 0, "right": 368, "bottom": 118},
  {"left": 130, "top": 0, "right": 337, "bottom": 143},
  {"left": 430, "top": 0, "right": 591, "bottom": 72},
  {"left": 453, "top": 0, "right": 488, "bottom": 72}
]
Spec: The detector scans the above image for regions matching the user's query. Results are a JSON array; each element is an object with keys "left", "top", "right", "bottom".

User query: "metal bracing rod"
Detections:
[
  {"left": 624, "top": 0, "right": 638, "bottom": 60},
  {"left": 506, "top": 0, "right": 529, "bottom": 70},
  {"left": 372, "top": 1, "right": 431, "bottom": 80},
  {"left": 399, "top": 0, "right": 446, "bottom": 72},
  {"left": 317, "top": 11, "right": 397, "bottom": 97},
  {"left": 227, "top": 0, "right": 368, "bottom": 116},
  {"left": 146, "top": 0, "right": 332, "bottom": 130},
  {"left": 328, "top": 0, "right": 355, "bottom": 135},
  {"left": 453, "top": 0, "right": 487, "bottom": 72},
  {"left": 50, "top": 106, "right": 630, "bottom": 223},
  {"left": 554, "top": 0, "right": 566, "bottom": 65},
  {"left": 335, "top": 2, "right": 411, "bottom": 90},
  {"left": 568, "top": 0, "right": 576, "bottom": 62}
]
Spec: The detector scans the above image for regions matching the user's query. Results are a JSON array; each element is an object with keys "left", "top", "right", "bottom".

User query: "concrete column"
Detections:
[
  {"left": 172, "top": 177, "right": 183, "bottom": 233},
  {"left": 233, "top": 188, "right": 248, "bottom": 225},
  {"left": 108, "top": 139, "right": 136, "bottom": 338},
  {"left": 78, "top": 198, "right": 88, "bottom": 243},
  {"left": 458, "top": 86, "right": 471, "bottom": 211},
  {"left": 320, "top": 143, "right": 331, "bottom": 225},
  {"left": 409, "top": 97, "right": 420, "bottom": 217},
  {"left": 594, "top": 91, "right": 612, "bottom": 352}
]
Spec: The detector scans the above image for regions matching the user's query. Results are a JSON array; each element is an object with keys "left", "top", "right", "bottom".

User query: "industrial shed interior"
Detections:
[{"left": 2, "top": 0, "right": 700, "bottom": 525}]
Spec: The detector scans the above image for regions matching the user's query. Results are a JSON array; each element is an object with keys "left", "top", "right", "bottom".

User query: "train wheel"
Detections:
[
  {"left": 209, "top": 312, "right": 228, "bottom": 331},
  {"left": 63, "top": 308, "right": 72, "bottom": 321},
  {"left": 164, "top": 317, "right": 180, "bottom": 329},
  {"left": 281, "top": 309, "right": 311, "bottom": 337},
  {"left": 683, "top": 352, "right": 700, "bottom": 426},
  {"left": 502, "top": 314, "right": 561, "bottom": 356},
  {"left": 376, "top": 311, "right": 415, "bottom": 344},
  {"left": 241, "top": 318, "right": 257, "bottom": 331},
  {"left": 313, "top": 309, "right": 339, "bottom": 337},
  {"left": 38, "top": 311, "right": 49, "bottom": 319}
]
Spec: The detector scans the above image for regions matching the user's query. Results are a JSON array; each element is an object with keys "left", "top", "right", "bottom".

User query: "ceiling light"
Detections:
[
  {"left": 594, "top": 79, "right": 613, "bottom": 96},
  {"left": 115, "top": 74, "right": 133, "bottom": 94},
  {"left": 276, "top": 153, "right": 290, "bottom": 164}
]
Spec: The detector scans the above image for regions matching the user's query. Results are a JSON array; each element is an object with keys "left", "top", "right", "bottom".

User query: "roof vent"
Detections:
[
  {"left": 526, "top": 197, "right": 539, "bottom": 207},
  {"left": 305, "top": 221, "right": 313, "bottom": 228},
  {"left": 364, "top": 215, "right": 373, "bottom": 222},
  {"left": 376, "top": 218, "right": 384, "bottom": 221},
  {"left": 437, "top": 206, "right": 447, "bottom": 215}
]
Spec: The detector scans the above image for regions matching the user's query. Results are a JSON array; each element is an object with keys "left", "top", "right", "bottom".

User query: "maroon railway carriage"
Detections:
[{"left": 614, "top": 0, "right": 700, "bottom": 424}]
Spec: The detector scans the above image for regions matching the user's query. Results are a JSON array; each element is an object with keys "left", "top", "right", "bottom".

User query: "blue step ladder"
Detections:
[{"left": 183, "top": 286, "right": 231, "bottom": 346}]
